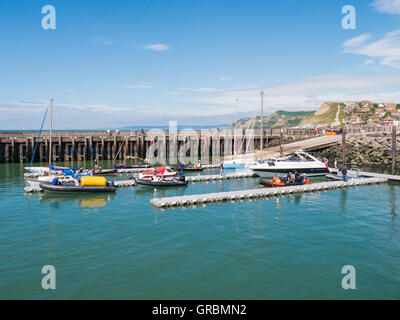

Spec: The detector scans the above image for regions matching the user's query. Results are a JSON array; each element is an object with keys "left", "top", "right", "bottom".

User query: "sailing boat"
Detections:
[
  {"left": 223, "top": 98, "right": 259, "bottom": 169},
  {"left": 24, "top": 99, "right": 69, "bottom": 175}
]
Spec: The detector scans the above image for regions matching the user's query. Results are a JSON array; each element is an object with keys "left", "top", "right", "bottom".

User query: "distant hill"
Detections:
[
  {"left": 299, "top": 102, "right": 343, "bottom": 127},
  {"left": 233, "top": 102, "right": 343, "bottom": 129}
]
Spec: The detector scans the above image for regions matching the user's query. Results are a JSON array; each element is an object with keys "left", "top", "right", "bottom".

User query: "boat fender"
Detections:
[{"left": 52, "top": 178, "right": 58, "bottom": 185}]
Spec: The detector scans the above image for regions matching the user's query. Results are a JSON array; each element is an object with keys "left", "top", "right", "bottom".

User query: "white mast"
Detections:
[
  {"left": 234, "top": 97, "right": 238, "bottom": 155},
  {"left": 260, "top": 91, "right": 264, "bottom": 160},
  {"left": 49, "top": 98, "right": 53, "bottom": 165}
]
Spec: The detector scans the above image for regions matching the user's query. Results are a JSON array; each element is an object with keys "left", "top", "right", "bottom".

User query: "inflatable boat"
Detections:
[
  {"left": 39, "top": 176, "right": 116, "bottom": 193},
  {"left": 259, "top": 176, "right": 310, "bottom": 188}
]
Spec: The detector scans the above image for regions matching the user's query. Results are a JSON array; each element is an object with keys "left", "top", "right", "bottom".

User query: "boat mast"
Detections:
[
  {"left": 260, "top": 90, "right": 264, "bottom": 160},
  {"left": 234, "top": 97, "right": 238, "bottom": 155},
  {"left": 49, "top": 98, "right": 53, "bottom": 165}
]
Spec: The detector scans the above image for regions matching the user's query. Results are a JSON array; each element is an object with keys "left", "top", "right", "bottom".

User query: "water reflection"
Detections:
[
  {"left": 39, "top": 192, "right": 115, "bottom": 208},
  {"left": 339, "top": 188, "right": 348, "bottom": 217},
  {"left": 389, "top": 184, "right": 398, "bottom": 231}
]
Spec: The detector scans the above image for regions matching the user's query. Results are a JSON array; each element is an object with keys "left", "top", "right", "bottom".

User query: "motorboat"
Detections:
[
  {"left": 39, "top": 176, "right": 116, "bottom": 193},
  {"left": 26, "top": 174, "right": 61, "bottom": 188},
  {"left": 24, "top": 165, "right": 69, "bottom": 175},
  {"left": 248, "top": 151, "right": 329, "bottom": 177},
  {"left": 138, "top": 167, "right": 177, "bottom": 180},
  {"left": 171, "top": 164, "right": 204, "bottom": 172},
  {"left": 114, "top": 163, "right": 151, "bottom": 169},
  {"left": 135, "top": 176, "right": 188, "bottom": 187},
  {"left": 91, "top": 168, "right": 118, "bottom": 175},
  {"left": 223, "top": 158, "right": 259, "bottom": 169},
  {"left": 326, "top": 168, "right": 362, "bottom": 181}
]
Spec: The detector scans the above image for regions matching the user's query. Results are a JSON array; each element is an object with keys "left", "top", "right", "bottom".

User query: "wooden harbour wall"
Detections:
[{"left": 0, "top": 129, "right": 319, "bottom": 163}]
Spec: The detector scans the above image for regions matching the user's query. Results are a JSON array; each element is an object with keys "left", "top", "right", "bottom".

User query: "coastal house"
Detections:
[
  {"left": 367, "top": 119, "right": 380, "bottom": 125},
  {"left": 349, "top": 115, "right": 363, "bottom": 124},
  {"left": 385, "top": 102, "right": 397, "bottom": 109},
  {"left": 374, "top": 108, "right": 385, "bottom": 118}
]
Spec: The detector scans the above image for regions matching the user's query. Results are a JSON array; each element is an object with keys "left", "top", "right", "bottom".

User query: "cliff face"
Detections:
[
  {"left": 299, "top": 102, "right": 343, "bottom": 127},
  {"left": 234, "top": 110, "right": 315, "bottom": 129},
  {"left": 233, "top": 102, "right": 343, "bottom": 129}
]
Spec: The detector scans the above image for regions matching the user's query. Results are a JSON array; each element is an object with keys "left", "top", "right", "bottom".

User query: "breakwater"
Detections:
[
  {"left": 0, "top": 129, "right": 318, "bottom": 163},
  {"left": 319, "top": 134, "right": 400, "bottom": 169}
]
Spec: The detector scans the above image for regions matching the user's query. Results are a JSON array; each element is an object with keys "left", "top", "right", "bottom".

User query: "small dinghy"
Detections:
[
  {"left": 135, "top": 177, "right": 188, "bottom": 187},
  {"left": 91, "top": 169, "right": 118, "bottom": 175},
  {"left": 326, "top": 168, "right": 361, "bottom": 181},
  {"left": 172, "top": 165, "right": 204, "bottom": 172},
  {"left": 40, "top": 176, "right": 116, "bottom": 193},
  {"left": 114, "top": 163, "right": 151, "bottom": 169}
]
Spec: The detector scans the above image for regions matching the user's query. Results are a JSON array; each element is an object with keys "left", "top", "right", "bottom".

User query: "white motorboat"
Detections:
[
  {"left": 25, "top": 175, "right": 77, "bottom": 188},
  {"left": 24, "top": 165, "right": 69, "bottom": 175},
  {"left": 223, "top": 158, "right": 259, "bottom": 169},
  {"left": 247, "top": 151, "right": 329, "bottom": 177}
]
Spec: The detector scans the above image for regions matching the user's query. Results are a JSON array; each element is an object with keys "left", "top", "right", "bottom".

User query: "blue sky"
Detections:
[{"left": 1, "top": 0, "right": 400, "bottom": 129}]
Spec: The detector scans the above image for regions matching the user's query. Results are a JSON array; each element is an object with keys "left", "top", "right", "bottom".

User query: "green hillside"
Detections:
[{"left": 234, "top": 102, "right": 343, "bottom": 129}]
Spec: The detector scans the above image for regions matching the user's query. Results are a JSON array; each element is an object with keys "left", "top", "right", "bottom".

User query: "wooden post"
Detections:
[
  {"left": 58, "top": 135, "right": 62, "bottom": 161},
  {"left": 392, "top": 126, "right": 396, "bottom": 174},
  {"left": 11, "top": 137, "right": 15, "bottom": 162},
  {"left": 124, "top": 137, "right": 128, "bottom": 161},
  {"left": 342, "top": 127, "right": 346, "bottom": 168},
  {"left": 19, "top": 143, "right": 24, "bottom": 163}
]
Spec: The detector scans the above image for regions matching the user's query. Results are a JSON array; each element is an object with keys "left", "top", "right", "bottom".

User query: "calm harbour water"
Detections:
[{"left": 0, "top": 161, "right": 399, "bottom": 299}]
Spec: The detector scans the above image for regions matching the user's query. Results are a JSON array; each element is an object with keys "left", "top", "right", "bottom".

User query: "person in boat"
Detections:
[
  {"left": 341, "top": 168, "right": 348, "bottom": 181},
  {"left": 294, "top": 171, "right": 301, "bottom": 183},
  {"left": 272, "top": 176, "right": 282, "bottom": 185},
  {"left": 152, "top": 170, "right": 158, "bottom": 182}
]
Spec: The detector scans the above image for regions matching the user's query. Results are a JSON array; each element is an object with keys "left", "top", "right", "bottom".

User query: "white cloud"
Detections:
[
  {"left": 372, "top": 0, "right": 400, "bottom": 15},
  {"left": 343, "top": 33, "right": 371, "bottom": 48},
  {"left": 342, "top": 29, "right": 400, "bottom": 67},
  {"left": 178, "top": 74, "right": 400, "bottom": 115},
  {"left": 126, "top": 82, "right": 154, "bottom": 89},
  {"left": 167, "top": 91, "right": 183, "bottom": 95},
  {"left": 179, "top": 87, "right": 222, "bottom": 93},
  {"left": 219, "top": 76, "right": 232, "bottom": 80},
  {"left": 362, "top": 59, "right": 375, "bottom": 65},
  {"left": 143, "top": 44, "right": 170, "bottom": 51}
]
